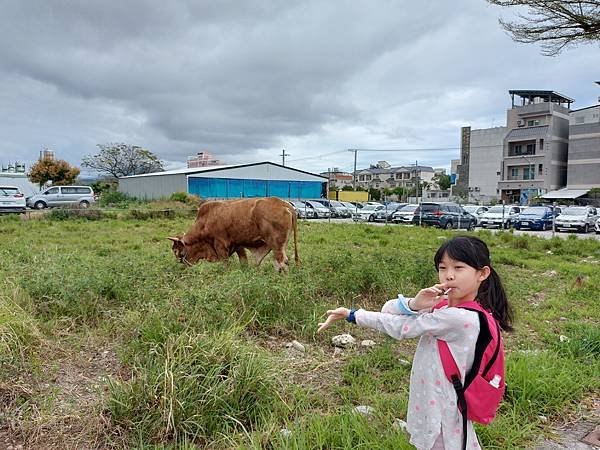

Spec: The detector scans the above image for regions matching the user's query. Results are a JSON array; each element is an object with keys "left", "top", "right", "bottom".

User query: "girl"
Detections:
[{"left": 318, "top": 236, "right": 513, "bottom": 450}]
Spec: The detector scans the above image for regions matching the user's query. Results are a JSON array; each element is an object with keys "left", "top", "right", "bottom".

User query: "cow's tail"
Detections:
[{"left": 292, "top": 207, "right": 300, "bottom": 265}]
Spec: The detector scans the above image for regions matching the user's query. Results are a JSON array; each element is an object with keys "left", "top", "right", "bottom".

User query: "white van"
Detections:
[{"left": 26, "top": 186, "right": 96, "bottom": 209}]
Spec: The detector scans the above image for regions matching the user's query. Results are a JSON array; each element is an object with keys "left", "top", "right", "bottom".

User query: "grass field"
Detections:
[{"left": 0, "top": 212, "right": 599, "bottom": 449}]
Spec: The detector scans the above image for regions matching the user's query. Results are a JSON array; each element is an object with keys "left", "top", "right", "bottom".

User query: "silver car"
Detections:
[
  {"left": 0, "top": 185, "right": 26, "bottom": 213},
  {"left": 26, "top": 185, "right": 96, "bottom": 209},
  {"left": 554, "top": 206, "right": 598, "bottom": 233}
]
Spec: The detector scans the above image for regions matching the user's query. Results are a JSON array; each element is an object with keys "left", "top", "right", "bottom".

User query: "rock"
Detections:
[
  {"left": 286, "top": 340, "right": 306, "bottom": 352},
  {"left": 354, "top": 405, "right": 375, "bottom": 416},
  {"left": 333, "top": 347, "right": 344, "bottom": 357},
  {"left": 360, "top": 339, "right": 376, "bottom": 348},
  {"left": 543, "top": 270, "right": 558, "bottom": 277},
  {"left": 559, "top": 317, "right": 568, "bottom": 321},
  {"left": 399, "top": 359, "right": 411, "bottom": 367},
  {"left": 559, "top": 335, "right": 570, "bottom": 343},
  {"left": 393, "top": 418, "right": 408, "bottom": 431},
  {"left": 537, "top": 415, "right": 548, "bottom": 423},
  {"left": 332, "top": 334, "right": 356, "bottom": 348},
  {"left": 546, "top": 250, "right": 553, "bottom": 254},
  {"left": 279, "top": 427, "right": 292, "bottom": 438}
]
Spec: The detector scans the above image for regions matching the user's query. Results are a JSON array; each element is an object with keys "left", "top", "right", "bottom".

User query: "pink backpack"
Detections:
[{"left": 433, "top": 299, "right": 505, "bottom": 450}]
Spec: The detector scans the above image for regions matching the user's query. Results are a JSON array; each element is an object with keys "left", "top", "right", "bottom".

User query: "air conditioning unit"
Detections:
[
  {"left": 475, "top": 187, "right": 480, "bottom": 192},
  {"left": 517, "top": 119, "right": 525, "bottom": 127}
]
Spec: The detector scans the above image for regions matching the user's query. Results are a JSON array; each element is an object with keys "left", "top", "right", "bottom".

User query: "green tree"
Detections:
[
  {"left": 433, "top": 173, "right": 452, "bottom": 190},
  {"left": 342, "top": 185, "right": 355, "bottom": 191},
  {"left": 28, "top": 159, "right": 80, "bottom": 188},
  {"left": 487, "top": 0, "right": 600, "bottom": 55},
  {"left": 368, "top": 188, "right": 381, "bottom": 201},
  {"left": 82, "top": 143, "right": 164, "bottom": 179}
]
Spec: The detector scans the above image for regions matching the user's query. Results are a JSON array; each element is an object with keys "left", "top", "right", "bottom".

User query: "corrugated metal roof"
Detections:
[
  {"left": 541, "top": 188, "right": 589, "bottom": 199},
  {"left": 119, "top": 164, "right": 235, "bottom": 178},
  {"left": 506, "top": 125, "right": 549, "bottom": 140},
  {"left": 119, "top": 161, "right": 327, "bottom": 180}
]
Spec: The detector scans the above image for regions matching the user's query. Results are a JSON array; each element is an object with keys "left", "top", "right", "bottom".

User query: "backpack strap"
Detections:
[
  {"left": 437, "top": 340, "right": 467, "bottom": 450},
  {"left": 437, "top": 304, "right": 494, "bottom": 450}
]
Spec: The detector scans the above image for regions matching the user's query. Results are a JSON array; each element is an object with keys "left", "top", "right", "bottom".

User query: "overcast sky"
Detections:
[{"left": 1, "top": 0, "right": 598, "bottom": 176}]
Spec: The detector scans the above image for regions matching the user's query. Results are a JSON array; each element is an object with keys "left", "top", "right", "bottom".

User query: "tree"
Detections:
[
  {"left": 81, "top": 143, "right": 164, "bottom": 179},
  {"left": 368, "top": 188, "right": 381, "bottom": 201},
  {"left": 28, "top": 159, "right": 80, "bottom": 188},
  {"left": 487, "top": 0, "right": 600, "bottom": 55},
  {"left": 433, "top": 173, "right": 452, "bottom": 190},
  {"left": 341, "top": 185, "right": 355, "bottom": 191}
]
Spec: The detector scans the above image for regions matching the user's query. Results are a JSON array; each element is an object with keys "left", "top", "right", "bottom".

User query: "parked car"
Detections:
[
  {"left": 391, "top": 204, "right": 419, "bottom": 224},
  {"left": 479, "top": 205, "right": 521, "bottom": 229},
  {"left": 310, "top": 199, "right": 351, "bottom": 218},
  {"left": 462, "top": 205, "right": 488, "bottom": 226},
  {"left": 303, "top": 200, "right": 331, "bottom": 218},
  {"left": 373, "top": 202, "right": 407, "bottom": 222},
  {"left": 0, "top": 185, "right": 26, "bottom": 213},
  {"left": 341, "top": 201, "right": 360, "bottom": 214},
  {"left": 412, "top": 202, "right": 477, "bottom": 230},
  {"left": 554, "top": 206, "right": 598, "bottom": 233},
  {"left": 514, "top": 206, "right": 556, "bottom": 231},
  {"left": 288, "top": 201, "right": 316, "bottom": 219},
  {"left": 595, "top": 217, "right": 600, "bottom": 235},
  {"left": 352, "top": 203, "right": 384, "bottom": 222},
  {"left": 26, "top": 185, "right": 96, "bottom": 209}
]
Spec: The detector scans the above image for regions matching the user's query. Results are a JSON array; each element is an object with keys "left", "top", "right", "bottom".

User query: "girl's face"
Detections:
[{"left": 437, "top": 253, "right": 490, "bottom": 303}]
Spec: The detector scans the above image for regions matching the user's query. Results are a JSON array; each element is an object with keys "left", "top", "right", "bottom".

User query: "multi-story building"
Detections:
[
  {"left": 457, "top": 126, "right": 507, "bottom": 202},
  {"left": 498, "top": 90, "right": 573, "bottom": 204},
  {"left": 319, "top": 168, "right": 354, "bottom": 190},
  {"left": 568, "top": 104, "right": 600, "bottom": 189},
  {"left": 356, "top": 162, "right": 435, "bottom": 191},
  {"left": 187, "top": 151, "right": 223, "bottom": 168}
]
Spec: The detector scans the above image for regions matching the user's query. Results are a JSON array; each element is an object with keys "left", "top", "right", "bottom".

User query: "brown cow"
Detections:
[{"left": 168, "top": 197, "right": 299, "bottom": 271}]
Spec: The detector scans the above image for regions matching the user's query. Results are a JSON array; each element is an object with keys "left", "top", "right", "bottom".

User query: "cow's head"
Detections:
[
  {"left": 167, "top": 235, "right": 219, "bottom": 265},
  {"left": 167, "top": 235, "right": 190, "bottom": 265}
]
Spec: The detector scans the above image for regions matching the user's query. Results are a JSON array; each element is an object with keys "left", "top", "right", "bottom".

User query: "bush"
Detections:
[
  {"left": 47, "top": 207, "right": 105, "bottom": 221},
  {"left": 99, "top": 190, "right": 130, "bottom": 207},
  {"left": 169, "top": 192, "right": 202, "bottom": 206}
]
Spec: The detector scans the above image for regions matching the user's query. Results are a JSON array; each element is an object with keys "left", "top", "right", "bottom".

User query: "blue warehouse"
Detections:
[{"left": 119, "top": 161, "right": 327, "bottom": 201}]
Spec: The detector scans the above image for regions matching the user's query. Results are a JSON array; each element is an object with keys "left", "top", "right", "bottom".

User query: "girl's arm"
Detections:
[{"left": 356, "top": 307, "right": 476, "bottom": 341}]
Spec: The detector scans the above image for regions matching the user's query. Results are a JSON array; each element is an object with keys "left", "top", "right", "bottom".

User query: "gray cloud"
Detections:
[{"left": 1, "top": 0, "right": 598, "bottom": 175}]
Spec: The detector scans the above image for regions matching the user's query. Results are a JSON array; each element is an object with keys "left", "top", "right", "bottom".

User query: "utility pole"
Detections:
[
  {"left": 349, "top": 149, "right": 358, "bottom": 189},
  {"left": 280, "top": 149, "right": 290, "bottom": 166}
]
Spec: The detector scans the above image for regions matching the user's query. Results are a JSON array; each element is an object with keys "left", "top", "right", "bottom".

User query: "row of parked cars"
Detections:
[
  {"left": 0, "top": 185, "right": 97, "bottom": 212},
  {"left": 288, "top": 199, "right": 600, "bottom": 234}
]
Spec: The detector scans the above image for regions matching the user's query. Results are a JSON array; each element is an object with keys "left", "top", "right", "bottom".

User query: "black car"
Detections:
[{"left": 412, "top": 202, "right": 476, "bottom": 230}]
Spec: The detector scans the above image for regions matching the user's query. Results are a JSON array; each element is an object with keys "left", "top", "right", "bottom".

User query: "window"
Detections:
[
  {"left": 45, "top": 187, "right": 59, "bottom": 195},
  {"left": 526, "top": 143, "right": 535, "bottom": 154},
  {"left": 61, "top": 187, "right": 77, "bottom": 194},
  {"left": 539, "top": 139, "right": 544, "bottom": 150},
  {"left": 75, "top": 187, "right": 91, "bottom": 194},
  {"left": 538, "top": 164, "right": 543, "bottom": 175},
  {"left": 523, "top": 167, "right": 534, "bottom": 180},
  {"left": 511, "top": 168, "right": 519, "bottom": 177},
  {"left": 527, "top": 119, "right": 540, "bottom": 126},
  {"left": 514, "top": 144, "right": 522, "bottom": 155}
]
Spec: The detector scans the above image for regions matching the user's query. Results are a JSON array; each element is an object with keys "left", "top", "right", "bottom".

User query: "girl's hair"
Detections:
[{"left": 434, "top": 235, "right": 514, "bottom": 332}]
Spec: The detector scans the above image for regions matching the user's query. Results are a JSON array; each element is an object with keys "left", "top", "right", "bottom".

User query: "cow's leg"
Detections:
[
  {"left": 249, "top": 245, "right": 271, "bottom": 266},
  {"left": 272, "top": 247, "right": 289, "bottom": 273}
]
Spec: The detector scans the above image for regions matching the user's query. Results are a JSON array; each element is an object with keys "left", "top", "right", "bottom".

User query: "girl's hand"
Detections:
[
  {"left": 317, "top": 307, "right": 350, "bottom": 332},
  {"left": 411, "top": 284, "right": 449, "bottom": 311}
]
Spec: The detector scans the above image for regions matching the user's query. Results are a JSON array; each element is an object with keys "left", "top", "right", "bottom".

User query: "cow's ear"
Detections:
[{"left": 167, "top": 236, "right": 182, "bottom": 243}]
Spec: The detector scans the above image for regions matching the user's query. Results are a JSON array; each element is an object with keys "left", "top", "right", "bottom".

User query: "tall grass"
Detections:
[{"left": 1, "top": 217, "right": 599, "bottom": 448}]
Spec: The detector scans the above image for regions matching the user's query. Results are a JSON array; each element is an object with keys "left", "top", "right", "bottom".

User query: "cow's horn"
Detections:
[{"left": 167, "top": 236, "right": 181, "bottom": 242}]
